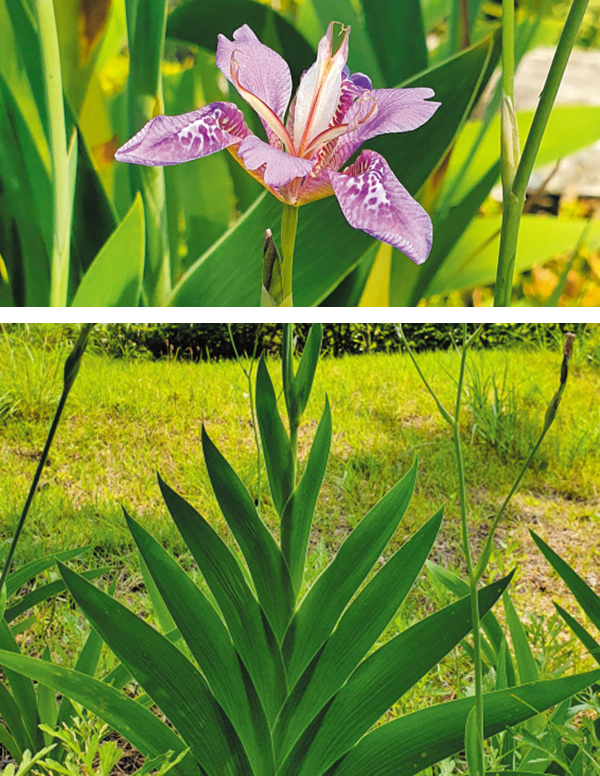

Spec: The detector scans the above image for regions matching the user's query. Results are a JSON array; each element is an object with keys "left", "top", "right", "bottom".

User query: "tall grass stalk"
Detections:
[
  {"left": 227, "top": 324, "right": 263, "bottom": 508},
  {"left": 494, "top": 0, "right": 591, "bottom": 306},
  {"left": 0, "top": 324, "right": 94, "bottom": 593},
  {"left": 398, "top": 323, "right": 486, "bottom": 774}
]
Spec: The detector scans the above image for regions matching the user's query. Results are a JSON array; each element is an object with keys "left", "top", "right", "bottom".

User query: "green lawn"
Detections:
[{"left": 1, "top": 332, "right": 599, "bottom": 682}]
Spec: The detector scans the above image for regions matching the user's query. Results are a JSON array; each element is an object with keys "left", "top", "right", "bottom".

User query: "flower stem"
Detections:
[
  {"left": 281, "top": 204, "right": 299, "bottom": 307},
  {"left": 494, "top": 0, "right": 590, "bottom": 306}
]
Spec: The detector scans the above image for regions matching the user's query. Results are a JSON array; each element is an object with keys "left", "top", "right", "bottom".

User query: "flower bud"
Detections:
[{"left": 261, "top": 229, "right": 284, "bottom": 307}]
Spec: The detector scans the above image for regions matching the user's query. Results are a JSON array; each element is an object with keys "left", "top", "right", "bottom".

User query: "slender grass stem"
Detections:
[
  {"left": 281, "top": 205, "right": 299, "bottom": 307},
  {"left": 0, "top": 325, "right": 93, "bottom": 592},
  {"left": 227, "top": 325, "right": 263, "bottom": 509},
  {"left": 36, "top": 0, "right": 70, "bottom": 307},
  {"left": 494, "top": 0, "right": 591, "bottom": 306},
  {"left": 453, "top": 325, "right": 485, "bottom": 776},
  {"left": 475, "top": 333, "right": 574, "bottom": 582}
]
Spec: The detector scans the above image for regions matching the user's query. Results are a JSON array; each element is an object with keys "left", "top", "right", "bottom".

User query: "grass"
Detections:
[{"left": 1, "top": 328, "right": 599, "bottom": 688}]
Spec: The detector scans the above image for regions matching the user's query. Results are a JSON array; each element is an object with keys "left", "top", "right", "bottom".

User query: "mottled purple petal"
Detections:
[
  {"left": 329, "top": 149, "right": 432, "bottom": 264},
  {"left": 216, "top": 25, "right": 292, "bottom": 146},
  {"left": 115, "top": 102, "right": 248, "bottom": 166},
  {"left": 334, "top": 87, "right": 441, "bottom": 167},
  {"left": 237, "top": 135, "right": 314, "bottom": 187}
]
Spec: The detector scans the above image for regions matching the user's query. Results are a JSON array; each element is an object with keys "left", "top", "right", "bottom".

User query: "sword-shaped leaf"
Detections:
[
  {"left": 283, "top": 459, "right": 418, "bottom": 686},
  {"left": 57, "top": 562, "right": 251, "bottom": 776},
  {"left": 126, "top": 511, "right": 275, "bottom": 776},
  {"left": 281, "top": 574, "right": 513, "bottom": 776},
  {"left": 275, "top": 508, "right": 443, "bottom": 762},
  {"left": 202, "top": 427, "right": 294, "bottom": 640},
  {"left": 158, "top": 476, "right": 287, "bottom": 725},
  {"left": 0, "top": 651, "right": 197, "bottom": 776},
  {"left": 281, "top": 399, "right": 331, "bottom": 596},
  {"left": 256, "top": 355, "right": 294, "bottom": 517},
  {"left": 328, "top": 670, "right": 600, "bottom": 776}
]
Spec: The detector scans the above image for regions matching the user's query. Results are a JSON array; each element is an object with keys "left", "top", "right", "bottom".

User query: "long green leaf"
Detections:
[
  {"left": 38, "top": 646, "right": 58, "bottom": 747},
  {"left": 0, "top": 680, "right": 27, "bottom": 759},
  {"left": 289, "top": 323, "right": 323, "bottom": 424},
  {"left": 256, "top": 355, "right": 294, "bottom": 517},
  {"left": 554, "top": 604, "right": 600, "bottom": 666},
  {"left": 71, "top": 194, "right": 145, "bottom": 306},
  {"left": 158, "top": 476, "right": 287, "bottom": 725},
  {"left": 503, "top": 592, "right": 538, "bottom": 684},
  {"left": 0, "top": 619, "right": 39, "bottom": 751},
  {"left": 531, "top": 530, "right": 600, "bottom": 632},
  {"left": 283, "top": 574, "right": 512, "bottom": 776},
  {"left": 5, "top": 567, "right": 109, "bottom": 623},
  {"left": 126, "top": 511, "right": 275, "bottom": 776},
  {"left": 281, "top": 399, "right": 331, "bottom": 595},
  {"left": 283, "top": 459, "right": 418, "bottom": 686},
  {"left": 58, "top": 562, "right": 251, "bottom": 776},
  {"left": 6, "top": 546, "right": 92, "bottom": 597},
  {"left": 275, "top": 508, "right": 443, "bottom": 764},
  {"left": 0, "top": 650, "right": 197, "bottom": 776},
  {"left": 328, "top": 670, "right": 600, "bottom": 776},
  {"left": 202, "top": 427, "right": 294, "bottom": 640},
  {"left": 363, "top": 0, "right": 428, "bottom": 86}
]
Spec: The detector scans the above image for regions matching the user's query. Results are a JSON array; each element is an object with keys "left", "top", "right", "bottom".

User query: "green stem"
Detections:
[
  {"left": 454, "top": 324, "right": 485, "bottom": 776},
  {"left": 281, "top": 204, "right": 299, "bottom": 307},
  {"left": 475, "top": 335, "right": 572, "bottom": 582},
  {"left": 36, "top": 0, "right": 70, "bottom": 307},
  {"left": 501, "top": 0, "right": 515, "bottom": 102},
  {"left": 494, "top": 0, "right": 591, "bottom": 306}
]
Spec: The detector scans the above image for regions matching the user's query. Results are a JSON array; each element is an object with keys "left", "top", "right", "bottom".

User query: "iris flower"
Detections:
[{"left": 116, "top": 22, "right": 440, "bottom": 303}]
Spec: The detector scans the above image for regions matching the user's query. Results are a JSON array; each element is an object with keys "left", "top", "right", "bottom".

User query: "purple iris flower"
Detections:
[{"left": 115, "top": 22, "right": 440, "bottom": 264}]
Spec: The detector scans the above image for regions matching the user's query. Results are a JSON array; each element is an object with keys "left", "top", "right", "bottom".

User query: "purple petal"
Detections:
[
  {"left": 216, "top": 25, "right": 292, "bottom": 145},
  {"left": 329, "top": 149, "right": 432, "bottom": 264},
  {"left": 334, "top": 87, "right": 441, "bottom": 167},
  {"left": 293, "top": 22, "right": 350, "bottom": 151},
  {"left": 115, "top": 102, "right": 248, "bottom": 166},
  {"left": 237, "top": 136, "right": 314, "bottom": 188}
]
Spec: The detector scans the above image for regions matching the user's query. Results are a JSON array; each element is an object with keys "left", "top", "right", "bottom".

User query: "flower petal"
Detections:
[
  {"left": 237, "top": 135, "right": 314, "bottom": 188},
  {"left": 293, "top": 22, "right": 350, "bottom": 153},
  {"left": 334, "top": 87, "right": 441, "bottom": 167},
  {"left": 115, "top": 102, "right": 248, "bottom": 166},
  {"left": 216, "top": 25, "right": 292, "bottom": 146},
  {"left": 329, "top": 149, "right": 432, "bottom": 264}
]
